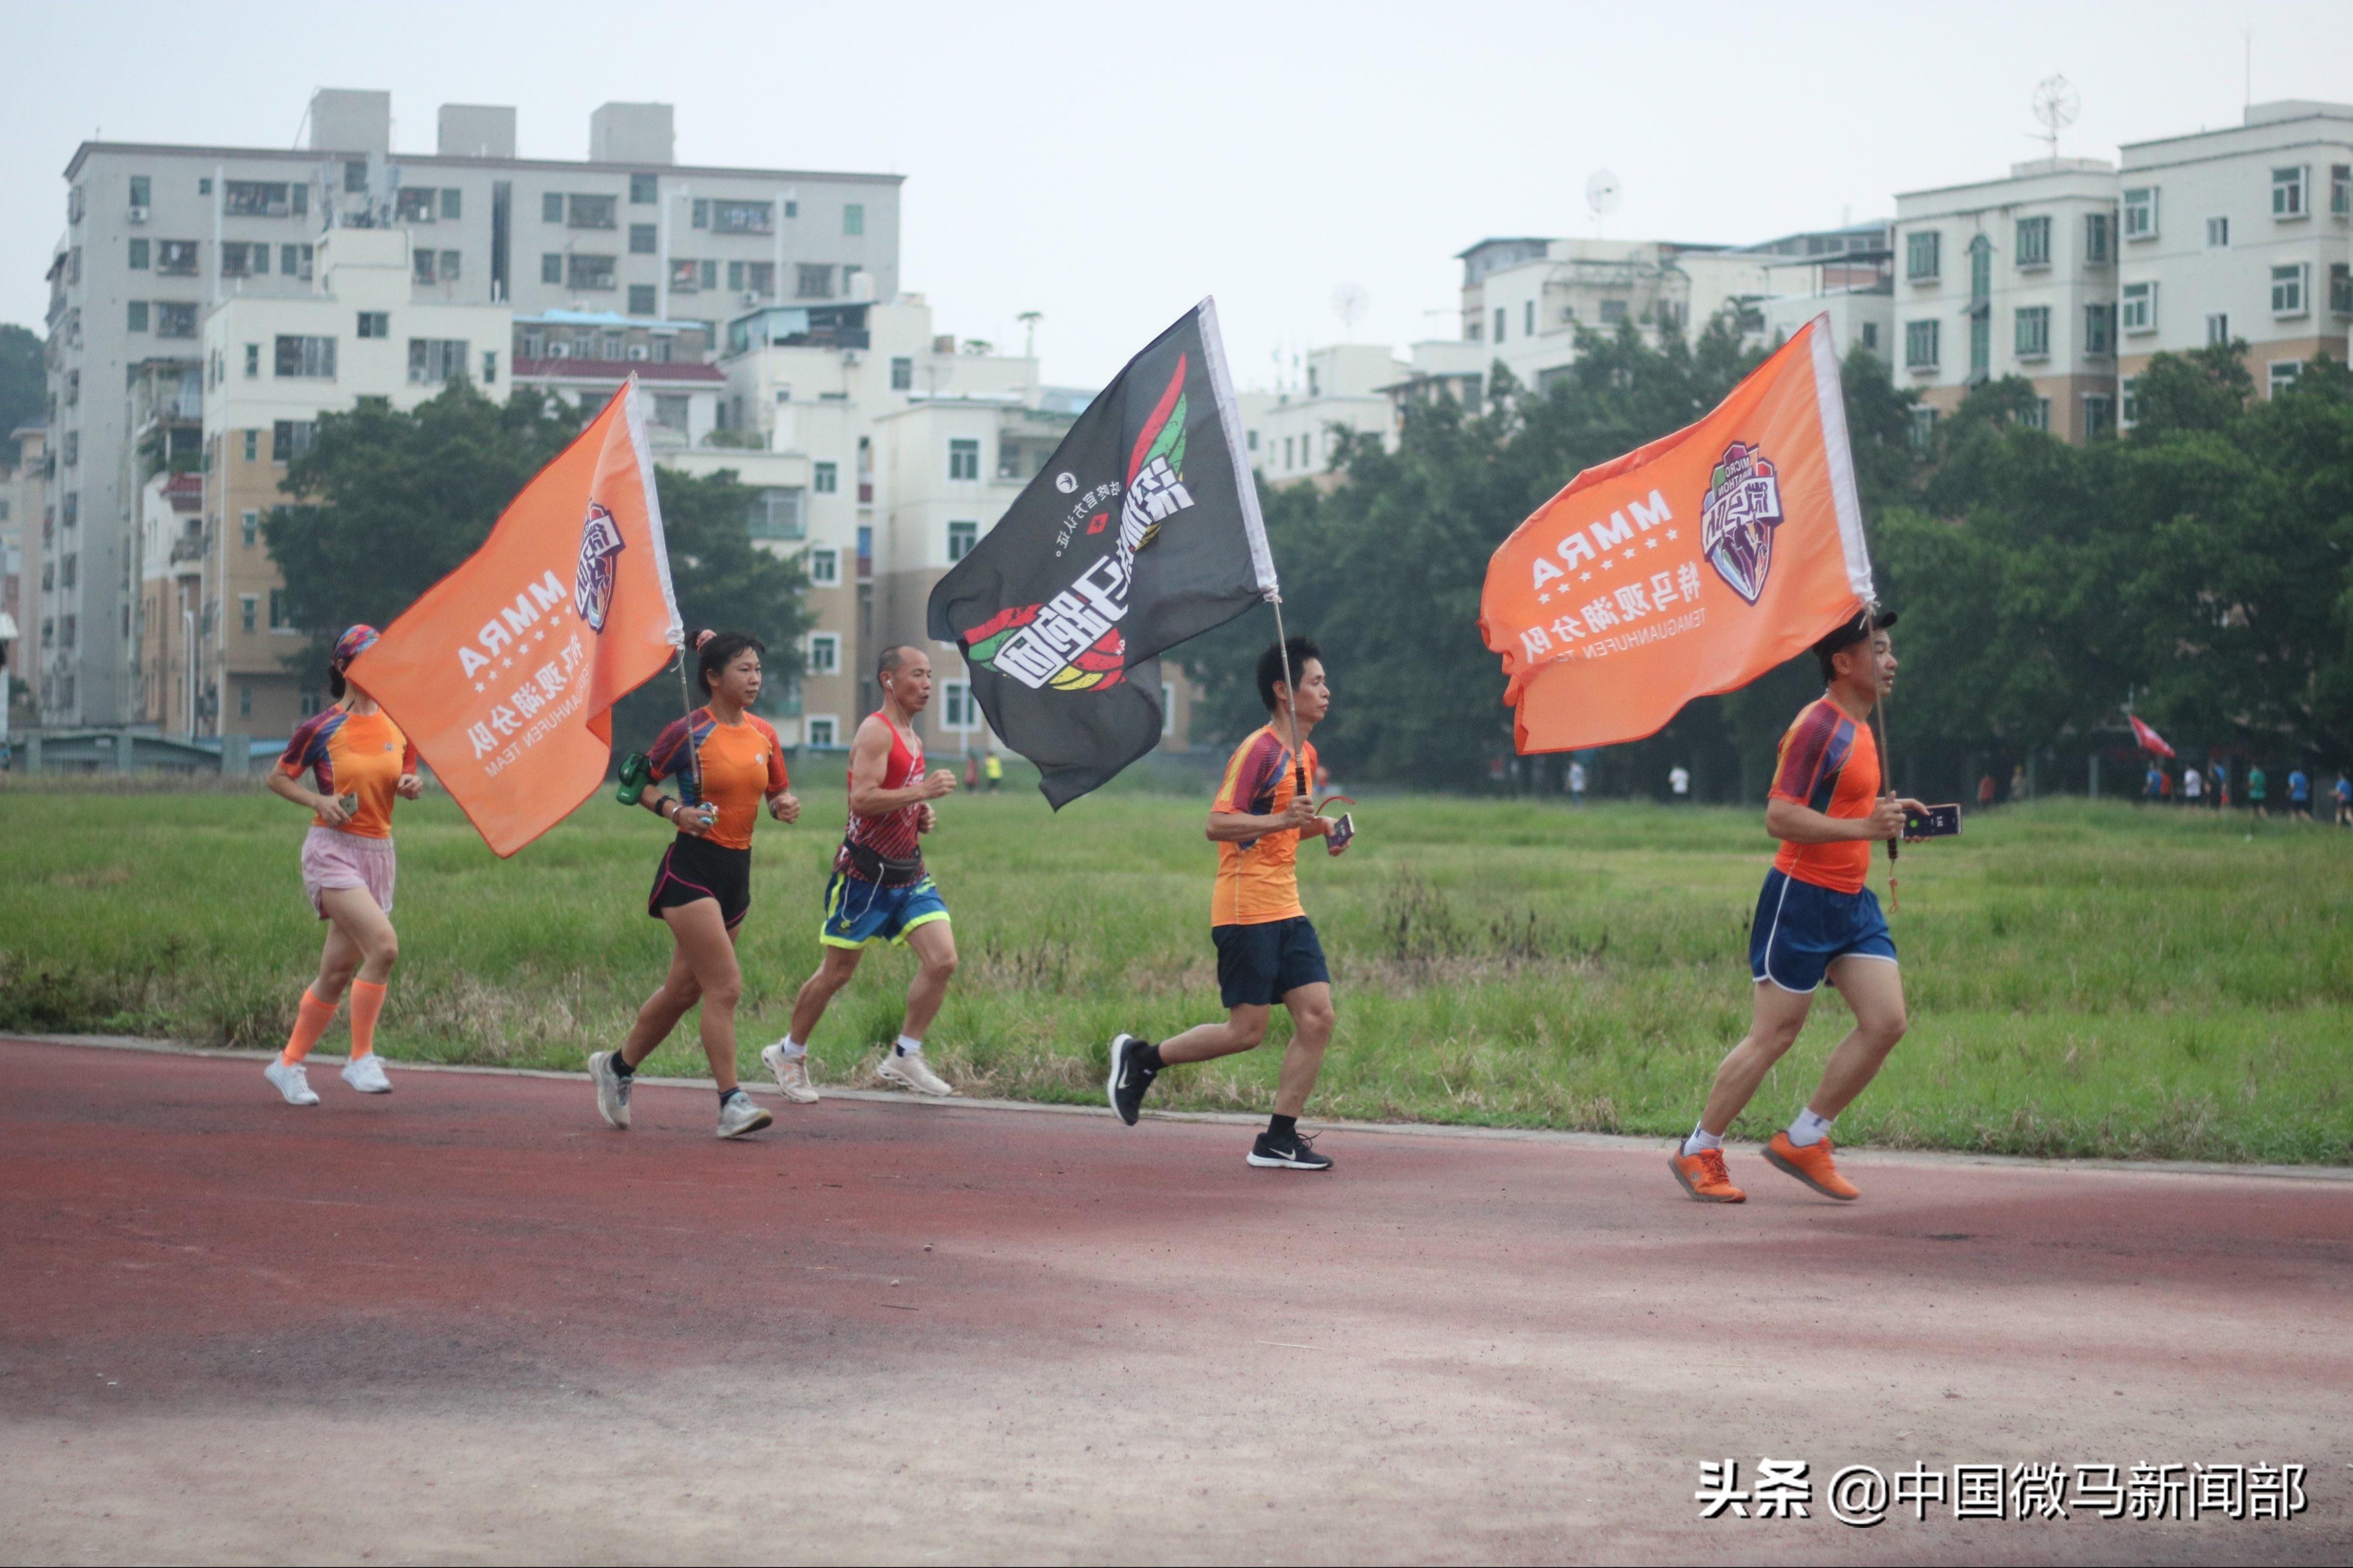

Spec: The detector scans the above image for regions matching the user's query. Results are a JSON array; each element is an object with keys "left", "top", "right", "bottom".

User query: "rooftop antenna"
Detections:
[
  {"left": 1016, "top": 310, "right": 1042, "bottom": 360},
  {"left": 2030, "top": 75, "right": 2080, "bottom": 161},
  {"left": 1585, "top": 169, "right": 1622, "bottom": 237},
  {"left": 1330, "top": 282, "right": 1369, "bottom": 339}
]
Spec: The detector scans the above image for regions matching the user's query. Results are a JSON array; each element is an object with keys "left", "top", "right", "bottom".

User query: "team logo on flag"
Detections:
[
  {"left": 573, "top": 502, "right": 625, "bottom": 632},
  {"left": 962, "top": 358, "right": 1195, "bottom": 692},
  {"left": 1699, "top": 443, "right": 1783, "bottom": 605}
]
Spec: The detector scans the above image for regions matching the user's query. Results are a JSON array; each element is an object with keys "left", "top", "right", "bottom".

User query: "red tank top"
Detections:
[{"left": 837, "top": 712, "right": 925, "bottom": 876}]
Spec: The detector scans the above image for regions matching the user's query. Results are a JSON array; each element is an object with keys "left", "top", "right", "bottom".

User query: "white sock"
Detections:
[
  {"left": 1788, "top": 1108, "right": 1835, "bottom": 1147},
  {"left": 1682, "top": 1123, "right": 1724, "bottom": 1156},
  {"left": 895, "top": 1034, "right": 923, "bottom": 1057},
  {"left": 774, "top": 1037, "right": 807, "bottom": 1060}
]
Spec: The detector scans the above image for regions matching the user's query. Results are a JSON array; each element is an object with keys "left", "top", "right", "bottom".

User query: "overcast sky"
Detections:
[{"left": 7, "top": 0, "right": 2352, "bottom": 389}]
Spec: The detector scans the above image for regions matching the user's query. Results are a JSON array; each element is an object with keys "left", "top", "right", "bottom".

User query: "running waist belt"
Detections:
[{"left": 842, "top": 838, "right": 926, "bottom": 887}]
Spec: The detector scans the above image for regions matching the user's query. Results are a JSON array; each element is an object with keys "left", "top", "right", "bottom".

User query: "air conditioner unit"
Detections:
[
  {"left": 628, "top": 344, "right": 649, "bottom": 361},
  {"left": 740, "top": 291, "right": 759, "bottom": 305},
  {"left": 127, "top": 206, "right": 149, "bottom": 224}
]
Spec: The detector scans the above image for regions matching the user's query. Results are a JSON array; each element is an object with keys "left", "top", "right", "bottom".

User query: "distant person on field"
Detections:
[
  {"left": 2212, "top": 759, "right": 2230, "bottom": 809},
  {"left": 2182, "top": 766, "right": 2202, "bottom": 806},
  {"left": 983, "top": 751, "right": 1004, "bottom": 793},
  {"left": 2249, "top": 765, "right": 2269, "bottom": 818},
  {"left": 1568, "top": 759, "right": 1588, "bottom": 807},
  {"left": 1977, "top": 773, "right": 1996, "bottom": 810},
  {"left": 1668, "top": 610, "right": 1926, "bottom": 1207},
  {"left": 1669, "top": 765, "right": 1691, "bottom": 802},
  {"left": 2288, "top": 766, "right": 2313, "bottom": 822},
  {"left": 261, "top": 625, "right": 422, "bottom": 1107},
  {"left": 2333, "top": 770, "right": 2351, "bottom": 827},
  {"left": 1106, "top": 636, "right": 1348, "bottom": 1171},
  {"left": 2011, "top": 763, "right": 2028, "bottom": 802},
  {"left": 963, "top": 753, "right": 978, "bottom": 790},
  {"left": 2143, "top": 763, "right": 2163, "bottom": 803}
]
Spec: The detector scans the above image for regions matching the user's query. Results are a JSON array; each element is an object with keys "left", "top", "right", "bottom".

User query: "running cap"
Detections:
[
  {"left": 1809, "top": 607, "right": 1896, "bottom": 665},
  {"left": 331, "top": 624, "right": 381, "bottom": 670}
]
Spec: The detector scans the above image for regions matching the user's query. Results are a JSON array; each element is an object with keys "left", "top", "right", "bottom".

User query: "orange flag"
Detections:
[
  {"left": 348, "top": 381, "right": 681, "bottom": 856},
  {"left": 1479, "top": 315, "right": 1875, "bottom": 754}
]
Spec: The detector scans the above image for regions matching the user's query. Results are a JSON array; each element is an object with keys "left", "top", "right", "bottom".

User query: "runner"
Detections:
[
  {"left": 260, "top": 625, "right": 422, "bottom": 1106},
  {"left": 1105, "top": 635, "right": 1349, "bottom": 1170},
  {"left": 2288, "top": 766, "right": 2313, "bottom": 823},
  {"left": 2249, "top": 764, "right": 2269, "bottom": 818},
  {"left": 761, "top": 644, "right": 962, "bottom": 1103},
  {"left": 2335, "top": 770, "right": 2351, "bottom": 828},
  {"left": 587, "top": 630, "right": 798, "bottom": 1140},
  {"left": 1667, "top": 610, "right": 1928, "bottom": 1204}
]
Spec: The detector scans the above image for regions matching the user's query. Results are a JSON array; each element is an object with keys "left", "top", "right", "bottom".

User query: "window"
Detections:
[
  {"left": 2270, "top": 360, "right": 2304, "bottom": 397},
  {"left": 542, "top": 192, "right": 564, "bottom": 223},
  {"left": 408, "top": 339, "right": 469, "bottom": 385},
  {"left": 813, "top": 461, "right": 838, "bottom": 494},
  {"left": 1493, "top": 306, "right": 1507, "bottom": 343},
  {"left": 2206, "top": 312, "right": 2231, "bottom": 346},
  {"left": 1905, "top": 230, "right": 1940, "bottom": 281},
  {"left": 225, "top": 179, "right": 292, "bottom": 217},
  {"left": 806, "top": 717, "right": 837, "bottom": 748},
  {"left": 541, "top": 253, "right": 563, "bottom": 284},
  {"left": 796, "top": 263, "right": 834, "bottom": 299},
  {"left": 843, "top": 203, "right": 864, "bottom": 236},
  {"left": 157, "top": 239, "right": 199, "bottom": 276},
  {"left": 2334, "top": 165, "right": 2353, "bottom": 217},
  {"left": 650, "top": 394, "right": 689, "bottom": 432},
  {"left": 948, "top": 438, "right": 980, "bottom": 481},
  {"left": 1904, "top": 318, "right": 1939, "bottom": 369},
  {"left": 567, "top": 193, "right": 616, "bottom": 229},
  {"left": 712, "top": 199, "right": 773, "bottom": 235},
  {"left": 223, "top": 240, "right": 271, "bottom": 278},
  {"left": 2120, "top": 281, "right": 2155, "bottom": 333},
  {"left": 2123, "top": 186, "right": 2158, "bottom": 239},
  {"left": 2084, "top": 211, "right": 2112, "bottom": 264},
  {"left": 2206, "top": 215, "right": 2230, "bottom": 249},
  {"left": 268, "top": 589, "right": 293, "bottom": 631},
  {"left": 2014, "top": 306, "right": 2050, "bottom": 358},
  {"left": 155, "top": 302, "right": 197, "bottom": 338},
  {"left": 567, "top": 254, "right": 616, "bottom": 291},
  {"left": 414, "top": 248, "right": 439, "bottom": 284},
  {"left": 725, "top": 260, "right": 776, "bottom": 297},
  {"left": 281, "top": 243, "right": 314, "bottom": 280},
  {"left": 890, "top": 355, "right": 913, "bottom": 391},
  {"left": 240, "top": 595, "right": 257, "bottom": 633},
  {"left": 2272, "top": 165, "right": 2308, "bottom": 218},
  {"left": 947, "top": 519, "right": 980, "bottom": 563},
  {"left": 629, "top": 223, "right": 656, "bottom": 254},
  {"left": 1524, "top": 300, "right": 1536, "bottom": 336},
  {"left": 344, "top": 161, "right": 367, "bottom": 194},
  {"left": 128, "top": 238, "right": 148, "bottom": 269},
  {"left": 242, "top": 431, "right": 257, "bottom": 464},
  {"left": 2120, "top": 376, "right": 2138, "bottom": 427},
  {"left": 807, "top": 633, "right": 840, "bottom": 674},
  {"left": 271, "top": 420, "right": 316, "bottom": 462},
  {"left": 747, "top": 487, "right": 806, "bottom": 540},
  {"left": 941, "top": 680, "right": 976, "bottom": 732},
  {"left": 242, "top": 509, "right": 259, "bottom": 546},
  {"left": 244, "top": 342, "right": 260, "bottom": 377},
  {"left": 1967, "top": 235, "right": 1992, "bottom": 297},
  {"left": 2272, "top": 264, "right": 2308, "bottom": 315},
  {"left": 630, "top": 172, "right": 659, "bottom": 205},
  {"left": 2015, "top": 215, "right": 2051, "bottom": 268},
  {"left": 1283, "top": 436, "right": 1294, "bottom": 468},
  {"left": 357, "top": 310, "right": 388, "bottom": 339},
  {"left": 396, "top": 187, "right": 438, "bottom": 223},
  {"left": 126, "top": 300, "right": 148, "bottom": 332},
  {"left": 129, "top": 174, "right": 149, "bottom": 209},
  {"left": 807, "top": 548, "right": 839, "bottom": 586},
  {"left": 275, "top": 334, "right": 336, "bottom": 378},
  {"left": 2084, "top": 302, "right": 2112, "bottom": 357},
  {"left": 2082, "top": 394, "right": 2114, "bottom": 439},
  {"left": 2333, "top": 263, "right": 2353, "bottom": 316},
  {"left": 440, "top": 249, "right": 460, "bottom": 281},
  {"left": 239, "top": 686, "right": 255, "bottom": 718},
  {"left": 627, "top": 284, "right": 656, "bottom": 315}
]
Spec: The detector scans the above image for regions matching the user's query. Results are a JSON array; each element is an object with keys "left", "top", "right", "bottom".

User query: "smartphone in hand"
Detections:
[
  {"left": 1325, "top": 811, "right": 1355, "bottom": 855},
  {"left": 1903, "top": 803, "right": 1962, "bottom": 840}
]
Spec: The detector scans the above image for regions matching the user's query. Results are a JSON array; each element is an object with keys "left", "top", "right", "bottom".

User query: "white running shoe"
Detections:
[
  {"left": 264, "top": 1058, "right": 320, "bottom": 1106},
  {"left": 877, "top": 1049, "right": 956, "bottom": 1097},
  {"left": 340, "top": 1054, "right": 392, "bottom": 1094},
  {"left": 588, "top": 1051, "right": 632, "bottom": 1130},
  {"left": 716, "top": 1090, "right": 774, "bottom": 1139},
  {"left": 761, "top": 1042, "right": 820, "bottom": 1104}
]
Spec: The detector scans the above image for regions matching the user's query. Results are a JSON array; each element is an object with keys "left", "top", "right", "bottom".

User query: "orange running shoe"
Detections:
[
  {"left": 1765, "top": 1131, "right": 1860, "bottom": 1200},
  {"left": 1668, "top": 1145, "right": 1746, "bottom": 1203}
]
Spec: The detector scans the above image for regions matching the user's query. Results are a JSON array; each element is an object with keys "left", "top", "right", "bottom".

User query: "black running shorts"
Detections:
[
  {"left": 647, "top": 833, "right": 753, "bottom": 930},
  {"left": 1212, "top": 917, "right": 1331, "bottom": 1008}
]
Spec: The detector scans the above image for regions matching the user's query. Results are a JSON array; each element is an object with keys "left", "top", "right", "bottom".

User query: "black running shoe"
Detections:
[
  {"left": 1106, "top": 1032, "right": 1158, "bottom": 1126},
  {"left": 1246, "top": 1128, "right": 1333, "bottom": 1171}
]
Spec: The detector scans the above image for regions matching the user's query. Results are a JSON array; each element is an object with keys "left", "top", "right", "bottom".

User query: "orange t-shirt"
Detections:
[
  {"left": 1211, "top": 725, "right": 1320, "bottom": 927},
  {"left": 1768, "top": 696, "right": 1881, "bottom": 894},
  {"left": 278, "top": 706, "right": 418, "bottom": 840},
  {"left": 648, "top": 708, "right": 788, "bottom": 851}
]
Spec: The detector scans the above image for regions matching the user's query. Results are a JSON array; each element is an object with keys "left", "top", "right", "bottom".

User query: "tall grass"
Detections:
[{"left": 3, "top": 778, "right": 2347, "bottom": 1162}]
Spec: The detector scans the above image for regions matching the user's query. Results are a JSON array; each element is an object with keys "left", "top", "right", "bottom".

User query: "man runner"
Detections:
[
  {"left": 1668, "top": 610, "right": 1927, "bottom": 1204},
  {"left": 762, "top": 646, "right": 962, "bottom": 1101},
  {"left": 1105, "top": 636, "right": 1348, "bottom": 1169}
]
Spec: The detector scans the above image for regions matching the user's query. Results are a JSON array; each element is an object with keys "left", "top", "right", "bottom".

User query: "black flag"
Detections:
[{"left": 928, "top": 299, "right": 1276, "bottom": 807}]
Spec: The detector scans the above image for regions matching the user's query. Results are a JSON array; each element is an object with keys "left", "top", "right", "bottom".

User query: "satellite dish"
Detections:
[
  {"left": 2030, "top": 75, "right": 2080, "bottom": 157},
  {"left": 1585, "top": 169, "right": 1624, "bottom": 219},
  {"left": 1330, "top": 282, "right": 1370, "bottom": 333}
]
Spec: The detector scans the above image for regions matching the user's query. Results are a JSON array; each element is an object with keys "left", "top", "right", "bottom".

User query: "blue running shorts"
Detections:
[
  {"left": 821, "top": 870, "right": 950, "bottom": 948},
  {"left": 1749, "top": 867, "right": 1896, "bottom": 994}
]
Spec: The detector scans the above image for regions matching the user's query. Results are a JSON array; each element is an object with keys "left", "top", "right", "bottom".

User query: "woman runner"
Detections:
[
  {"left": 261, "top": 624, "right": 422, "bottom": 1106},
  {"left": 589, "top": 629, "right": 799, "bottom": 1138}
]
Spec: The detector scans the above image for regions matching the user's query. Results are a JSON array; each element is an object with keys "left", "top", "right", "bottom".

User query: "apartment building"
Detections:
[
  {"left": 2116, "top": 101, "right": 2353, "bottom": 404},
  {"left": 197, "top": 227, "right": 513, "bottom": 735},
  {"left": 1, "top": 428, "right": 41, "bottom": 739},
  {"left": 45, "top": 87, "right": 901, "bottom": 727},
  {"left": 1893, "top": 158, "right": 2121, "bottom": 442},
  {"left": 1750, "top": 224, "right": 1896, "bottom": 366},
  {"left": 1238, "top": 344, "right": 1405, "bottom": 485},
  {"left": 135, "top": 470, "right": 203, "bottom": 734}
]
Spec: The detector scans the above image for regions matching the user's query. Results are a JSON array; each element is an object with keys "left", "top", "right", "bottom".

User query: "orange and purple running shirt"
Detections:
[
  {"left": 1211, "top": 725, "right": 1320, "bottom": 927},
  {"left": 647, "top": 708, "right": 788, "bottom": 852},
  {"left": 1768, "top": 696, "right": 1882, "bottom": 894},
  {"left": 278, "top": 706, "right": 418, "bottom": 839}
]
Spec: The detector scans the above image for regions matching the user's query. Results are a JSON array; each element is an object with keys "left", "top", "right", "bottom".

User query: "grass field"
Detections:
[{"left": 3, "top": 776, "right": 2349, "bottom": 1163}]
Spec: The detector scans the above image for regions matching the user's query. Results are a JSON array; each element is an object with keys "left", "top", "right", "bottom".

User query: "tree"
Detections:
[
  {"left": 0, "top": 324, "right": 44, "bottom": 464},
  {"left": 2126, "top": 342, "right": 2255, "bottom": 440}
]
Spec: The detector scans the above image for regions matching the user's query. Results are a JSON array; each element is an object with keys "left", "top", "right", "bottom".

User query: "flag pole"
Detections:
[
  {"left": 676, "top": 645, "right": 704, "bottom": 802},
  {"left": 1269, "top": 591, "right": 1309, "bottom": 800}
]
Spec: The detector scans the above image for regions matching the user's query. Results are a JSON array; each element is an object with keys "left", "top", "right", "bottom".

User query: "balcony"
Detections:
[{"left": 169, "top": 534, "right": 206, "bottom": 565}]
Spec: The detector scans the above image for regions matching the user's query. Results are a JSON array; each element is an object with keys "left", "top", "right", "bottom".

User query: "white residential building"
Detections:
[
  {"left": 1750, "top": 224, "right": 1896, "bottom": 367},
  {"left": 1, "top": 428, "right": 42, "bottom": 738},
  {"left": 44, "top": 87, "right": 900, "bottom": 728},
  {"left": 2116, "top": 101, "right": 2353, "bottom": 406},
  {"left": 1239, "top": 345, "right": 1405, "bottom": 485},
  {"left": 1893, "top": 158, "right": 2122, "bottom": 443}
]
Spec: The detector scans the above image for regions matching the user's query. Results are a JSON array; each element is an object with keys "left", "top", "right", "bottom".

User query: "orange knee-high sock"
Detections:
[
  {"left": 348, "top": 979, "right": 388, "bottom": 1061},
  {"left": 282, "top": 987, "right": 339, "bottom": 1065}
]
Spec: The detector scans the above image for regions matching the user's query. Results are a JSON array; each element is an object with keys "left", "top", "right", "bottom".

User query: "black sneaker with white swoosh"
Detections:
[
  {"left": 1106, "top": 1033, "right": 1157, "bottom": 1126},
  {"left": 1246, "top": 1128, "right": 1333, "bottom": 1171}
]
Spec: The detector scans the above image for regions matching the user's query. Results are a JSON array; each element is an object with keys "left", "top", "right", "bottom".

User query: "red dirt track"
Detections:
[{"left": 4, "top": 1037, "right": 2349, "bottom": 1565}]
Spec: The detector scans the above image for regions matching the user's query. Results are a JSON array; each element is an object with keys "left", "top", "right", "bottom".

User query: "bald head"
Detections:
[{"left": 876, "top": 643, "right": 935, "bottom": 714}]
